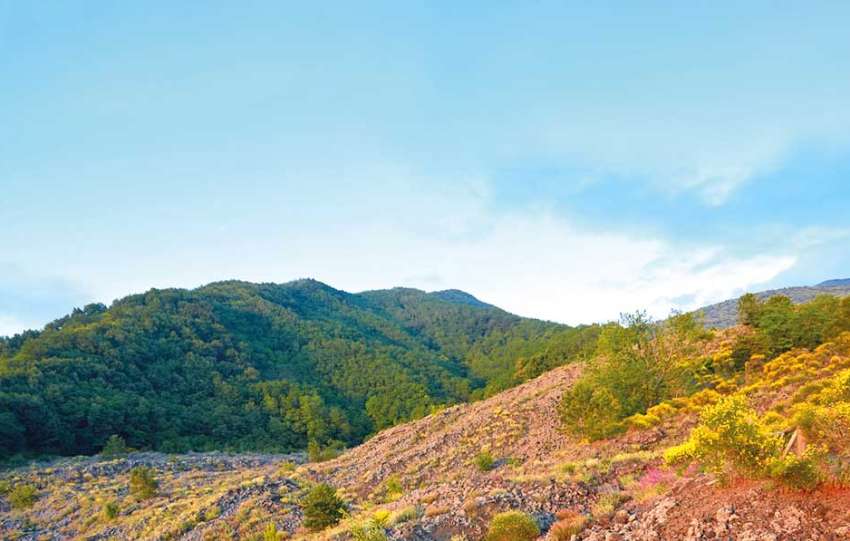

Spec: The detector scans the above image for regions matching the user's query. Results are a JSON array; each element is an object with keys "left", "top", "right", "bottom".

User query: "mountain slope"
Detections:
[
  {"left": 6, "top": 328, "right": 850, "bottom": 540},
  {"left": 4, "top": 294, "right": 850, "bottom": 540},
  {"left": 698, "top": 280, "right": 850, "bottom": 328},
  {"left": 0, "top": 279, "right": 590, "bottom": 460}
]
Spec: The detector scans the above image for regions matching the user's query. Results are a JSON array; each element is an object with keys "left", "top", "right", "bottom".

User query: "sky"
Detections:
[{"left": 2, "top": 1, "right": 850, "bottom": 335}]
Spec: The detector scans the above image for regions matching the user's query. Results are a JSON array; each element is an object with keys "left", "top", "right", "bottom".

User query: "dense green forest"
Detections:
[{"left": 0, "top": 280, "right": 598, "bottom": 460}]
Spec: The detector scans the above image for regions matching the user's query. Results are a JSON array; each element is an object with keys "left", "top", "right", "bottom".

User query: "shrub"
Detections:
[
  {"left": 424, "top": 505, "right": 449, "bottom": 517},
  {"left": 665, "top": 396, "right": 781, "bottom": 478},
  {"left": 8, "top": 483, "right": 38, "bottom": 509},
  {"left": 474, "top": 451, "right": 495, "bottom": 472},
  {"left": 391, "top": 505, "right": 422, "bottom": 525},
  {"left": 382, "top": 474, "right": 403, "bottom": 501},
  {"left": 349, "top": 521, "right": 388, "bottom": 541},
  {"left": 625, "top": 412, "right": 660, "bottom": 430},
  {"left": 302, "top": 483, "right": 344, "bottom": 531},
  {"left": 549, "top": 510, "right": 587, "bottom": 540},
  {"left": 484, "top": 511, "right": 539, "bottom": 541},
  {"left": 560, "top": 381, "right": 624, "bottom": 441},
  {"left": 263, "top": 522, "right": 283, "bottom": 541},
  {"left": 277, "top": 461, "right": 296, "bottom": 475},
  {"left": 102, "top": 500, "right": 120, "bottom": 520},
  {"left": 308, "top": 440, "right": 345, "bottom": 463},
  {"left": 647, "top": 402, "right": 677, "bottom": 419},
  {"left": 129, "top": 466, "right": 159, "bottom": 500},
  {"left": 687, "top": 388, "right": 722, "bottom": 408},
  {"left": 370, "top": 509, "right": 391, "bottom": 528},
  {"left": 0, "top": 480, "right": 10, "bottom": 495},
  {"left": 101, "top": 434, "right": 129, "bottom": 458},
  {"left": 768, "top": 447, "right": 823, "bottom": 490},
  {"left": 203, "top": 505, "right": 221, "bottom": 521},
  {"left": 591, "top": 492, "right": 625, "bottom": 518}
]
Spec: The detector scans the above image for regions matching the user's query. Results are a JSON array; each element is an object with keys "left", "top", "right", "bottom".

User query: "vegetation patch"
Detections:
[
  {"left": 302, "top": 483, "right": 345, "bottom": 531},
  {"left": 483, "top": 510, "right": 540, "bottom": 541},
  {"left": 129, "top": 466, "right": 159, "bottom": 500}
]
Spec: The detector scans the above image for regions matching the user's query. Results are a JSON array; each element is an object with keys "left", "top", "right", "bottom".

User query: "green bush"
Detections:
[
  {"left": 129, "top": 466, "right": 159, "bottom": 500},
  {"left": 102, "top": 500, "right": 120, "bottom": 520},
  {"left": 101, "top": 434, "right": 129, "bottom": 458},
  {"left": 483, "top": 511, "right": 539, "bottom": 541},
  {"left": 382, "top": 474, "right": 403, "bottom": 501},
  {"left": 474, "top": 451, "right": 495, "bottom": 472},
  {"left": 768, "top": 448, "right": 822, "bottom": 491},
  {"left": 349, "top": 521, "right": 388, "bottom": 541},
  {"left": 8, "top": 483, "right": 38, "bottom": 509},
  {"left": 391, "top": 505, "right": 422, "bottom": 525},
  {"left": 308, "top": 439, "right": 346, "bottom": 463},
  {"left": 302, "top": 483, "right": 345, "bottom": 531},
  {"left": 560, "top": 380, "right": 623, "bottom": 440}
]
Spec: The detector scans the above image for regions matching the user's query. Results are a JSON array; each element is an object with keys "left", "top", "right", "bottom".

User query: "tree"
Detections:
[
  {"left": 302, "top": 483, "right": 344, "bottom": 531},
  {"left": 101, "top": 434, "right": 128, "bottom": 458},
  {"left": 737, "top": 293, "right": 761, "bottom": 326}
]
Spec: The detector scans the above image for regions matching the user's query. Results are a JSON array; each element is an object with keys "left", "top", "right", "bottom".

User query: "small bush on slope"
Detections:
[
  {"left": 349, "top": 520, "right": 388, "bottom": 541},
  {"left": 8, "top": 483, "right": 38, "bottom": 509},
  {"left": 129, "top": 466, "right": 158, "bottom": 500},
  {"left": 768, "top": 447, "right": 823, "bottom": 490},
  {"left": 302, "top": 483, "right": 345, "bottom": 531},
  {"left": 549, "top": 510, "right": 587, "bottom": 540},
  {"left": 474, "top": 451, "right": 495, "bottom": 472},
  {"left": 101, "top": 500, "right": 120, "bottom": 520},
  {"left": 484, "top": 511, "right": 539, "bottom": 541}
]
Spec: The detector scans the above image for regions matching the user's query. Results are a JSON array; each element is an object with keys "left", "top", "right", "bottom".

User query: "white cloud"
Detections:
[
  {"left": 268, "top": 180, "right": 799, "bottom": 324},
  {"left": 789, "top": 226, "right": 850, "bottom": 249},
  {"left": 7, "top": 170, "right": 802, "bottom": 330}
]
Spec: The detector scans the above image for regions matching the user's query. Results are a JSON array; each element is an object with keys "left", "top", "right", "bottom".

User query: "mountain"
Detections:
[
  {"left": 4, "top": 297, "right": 850, "bottom": 540},
  {"left": 818, "top": 277, "right": 850, "bottom": 287},
  {"left": 697, "top": 279, "right": 850, "bottom": 328},
  {"left": 0, "top": 279, "right": 598, "bottom": 460}
]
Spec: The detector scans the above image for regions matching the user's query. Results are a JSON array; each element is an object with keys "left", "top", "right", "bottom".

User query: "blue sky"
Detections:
[{"left": 2, "top": 1, "right": 850, "bottom": 334}]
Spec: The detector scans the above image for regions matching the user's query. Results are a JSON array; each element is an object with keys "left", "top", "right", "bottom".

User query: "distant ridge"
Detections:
[
  {"left": 818, "top": 278, "right": 850, "bottom": 287},
  {"left": 698, "top": 278, "right": 850, "bottom": 328}
]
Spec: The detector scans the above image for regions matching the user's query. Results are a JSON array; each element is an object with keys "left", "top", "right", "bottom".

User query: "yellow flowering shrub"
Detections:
[{"left": 665, "top": 396, "right": 781, "bottom": 478}]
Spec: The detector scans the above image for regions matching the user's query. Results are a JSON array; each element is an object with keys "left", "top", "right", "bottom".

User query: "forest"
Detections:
[{"left": 0, "top": 279, "right": 598, "bottom": 460}]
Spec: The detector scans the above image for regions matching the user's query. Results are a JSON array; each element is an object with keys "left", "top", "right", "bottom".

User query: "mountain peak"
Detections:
[{"left": 428, "top": 289, "right": 493, "bottom": 308}]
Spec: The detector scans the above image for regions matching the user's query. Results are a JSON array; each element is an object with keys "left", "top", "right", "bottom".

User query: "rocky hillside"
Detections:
[
  {"left": 4, "top": 292, "right": 850, "bottom": 540},
  {"left": 4, "top": 326, "right": 850, "bottom": 539},
  {"left": 698, "top": 279, "right": 850, "bottom": 328}
]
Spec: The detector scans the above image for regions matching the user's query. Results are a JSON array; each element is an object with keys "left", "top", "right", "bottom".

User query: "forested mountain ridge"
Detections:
[{"left": 0, "top": 279, "right": 597, "bottom": 460}]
